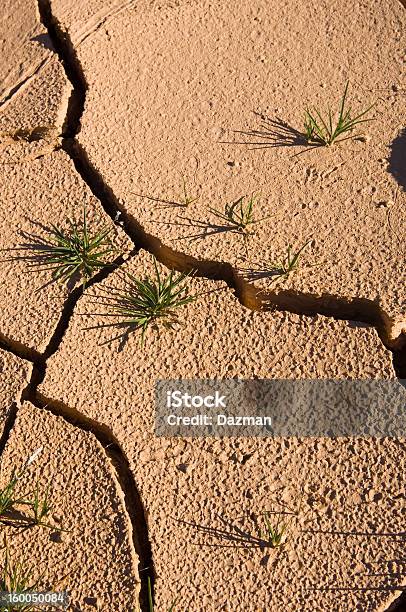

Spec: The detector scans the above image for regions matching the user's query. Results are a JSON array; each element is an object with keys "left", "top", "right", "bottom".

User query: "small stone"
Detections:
[
  {"left": 352, "top": 492, "right": 362, "bottom": 505},
  {"left": 376, "top": 200, "right": 392, "bottom": 208}
]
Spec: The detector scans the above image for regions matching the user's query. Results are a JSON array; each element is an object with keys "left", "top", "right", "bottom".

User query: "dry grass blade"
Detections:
[{"left": 180, "top": 176, "right": 199, "bottom": 207}]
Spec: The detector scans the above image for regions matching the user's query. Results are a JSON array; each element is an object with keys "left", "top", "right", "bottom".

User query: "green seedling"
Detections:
[
  {"left": 30, "top": 483, "right": 53, "bottom": 528},
  {"left": 179, "top": 176, "right": 199, "bottom": 207},
  {"left": 0, "top": 547, "right": 40, "bottom": 612},
  {"left": 146, "top": 576, "right": 177, "bottom": 611},
  {"left": 260, "top": 511, "right": 288, "bottom": 548},
  {"left": 0, "top": 449, "right": 60, "bottom": 531},
  {"left": 209, "top": 194, "right": 271, "bottom": 234},
  {"left": 0, "top": 473, "right": 29, "bottom": 519},
  {"left": 91, "top": 256, "right": 196, "bottom": 345},
  {"left": 24, "top": 207, "right": 116, "bottom": 288},
  {"left": 304, "top": 81, "right": 375, "bottom": 146},
  {"left": 0, "top": 449, "right": 42, "bottom": 520},
  {"left": 267, "top": 239, "right": 312, "bottom": 279}
]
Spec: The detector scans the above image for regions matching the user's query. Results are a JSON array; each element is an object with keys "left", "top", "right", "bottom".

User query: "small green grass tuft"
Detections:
[
  {"left": 0, "top": 449, "right": 61, "bottom": 531},
  {"left": 209, "top": 194, "right": 271, "bottom": 234},
  {"left": 0, "top": 450, "right": 42, "bottom": 519},
  {"left": 30, "top": 483, "right": 53, "bottom": 529},
  {"left": 260, "top": 511, "right": 288, "bottom": 548},
  {"left": 304, "top": 81, "right": 375, "bottom": 146},
  {"left": 0, "top": 547, "right": 40, "bottom": 612},
  {"left": 0, "top": 473, "right": 30, "bottom": 519},
  {"left": 22, "top": 207, "right": 117, "bottom": 288},
  {"left": 91, "top": 257, "right": 196, "bottom": 345},
  {"left": 266, "top": 239, "right": 312, "bottom": 279},
  {"left": 179, "top": 176, "right": 199, "bottom": 207}
]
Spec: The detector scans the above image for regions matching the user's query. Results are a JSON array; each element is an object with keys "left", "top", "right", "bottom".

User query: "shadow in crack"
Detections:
[
  {"left": 31, "top": 33, "right": 54, "bottom": 52},
  {"left": 389, "top": 128, "right": 406, "bottom": 191}
]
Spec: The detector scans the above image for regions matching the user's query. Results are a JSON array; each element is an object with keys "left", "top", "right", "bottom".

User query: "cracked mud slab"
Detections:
[
  {"left": 39, "top": 251, "right": 405, "bottom": 611},
  {"left": 0, "top": 0, "right": 51, "bottom": 102},
  {"left": 0, "top": 57, "right": 70, "bottom": 138},
  {"left": 0, "top": 348, "right": 29, "bottom": 435},
  {"left": 0, "top": 148, "right": 132, "bottom": 352},
  {"left": 0, "top": 401, "right": 139, "bottom": 611},
  {"left": 0, "top": 0, "right": 71, "bottom": 133},
  {"left": 49, "top": 0, "right": 406, "bottom": 343}
]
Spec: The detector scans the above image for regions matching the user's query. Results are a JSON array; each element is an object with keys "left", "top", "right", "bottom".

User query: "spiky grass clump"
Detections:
[
  {"left": 260, "top": 511, "right": 288, "bottom": 548},
  {"left": 209, "top": 194, "right": 271, "bottom": 234},
  {"left": 179, "top": 176, "right": 199, "bottom": 207},
  {"left": 304, "top": 82, "right": 374, "bottom": 146},
  {"left": 93, "top": 257, "right": 196, "bottom": 345},
  {"left": 27, "top": 207, "right": 116, "bottom": 287},
  {"left": 267, "top": 240, "right": 312, "bottom": 279}
]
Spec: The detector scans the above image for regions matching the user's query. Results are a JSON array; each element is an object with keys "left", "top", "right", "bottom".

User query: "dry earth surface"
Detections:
[
  {"left": 51, "top": 0, "right": 406, "bottom": 344},
  {"left": 0, "top": 402, "right": 139, "bottom": 611},
  {"left": 39, "top": 251, "right": 405, "bottom": 611},
  {"left": 0, "top": 0, "right": 405, "bottom": 611}
]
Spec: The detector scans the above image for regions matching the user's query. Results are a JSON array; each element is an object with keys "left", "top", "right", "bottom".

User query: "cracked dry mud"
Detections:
[
  {"left": 51, "top": 0, "right": 406, "bottom": 344},
  {"left": 0, "top": 0, "right": 405, "bottom": 611}
]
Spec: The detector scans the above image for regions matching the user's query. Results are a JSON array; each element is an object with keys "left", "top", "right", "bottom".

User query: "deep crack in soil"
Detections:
[{"left": 36, "top": 0, "right": 406, "bottom": 378}]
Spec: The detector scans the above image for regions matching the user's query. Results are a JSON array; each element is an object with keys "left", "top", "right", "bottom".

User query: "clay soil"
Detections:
[{"left": 0, "top": 1, "right": 405, "bottom": 611}]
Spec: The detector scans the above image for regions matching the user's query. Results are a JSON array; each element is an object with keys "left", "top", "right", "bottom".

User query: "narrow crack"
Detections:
[
  {"left": 0, "top": 57, "right": 51, "bottom": 110},
  {"left": 0, "top": 331, "right": 41, "bottom": 363},
  {"left": 0, "top": 249, "right": 153, "bottom": 609},
  {"left": 27, "top": 390, "right": 152, "bottom": 610}
]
